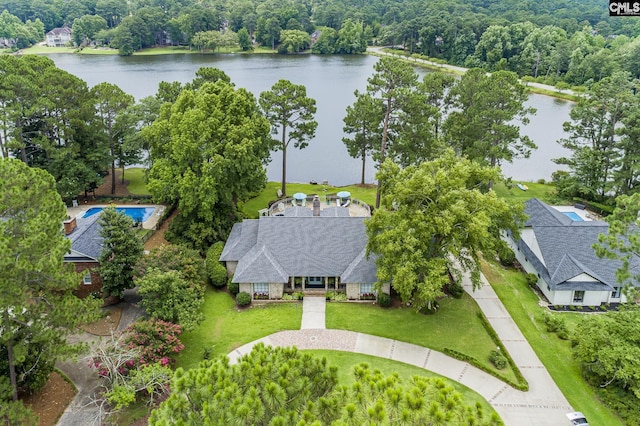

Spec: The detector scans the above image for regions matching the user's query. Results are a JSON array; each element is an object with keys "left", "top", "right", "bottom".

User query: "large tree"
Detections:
[
  {"left": 555, "top": 71, "right": 637, "bottom": 201},
  {"left": 366, "top": 151, "right": 523, "bottom": 311},
  {"left": 342, "top": 90, "right": 382, "bottom": 185},
  {"left": 98, "top": 207, "right": 144, "bottom": 298},
  {"left": 571, "top": 308, "right": 640, "bottom": 400},
  {"left": 0, "top": 159, "right": 100, "bottom": 403},
  {"left": 594, "top": 192, "right": 640, "bottom": 302},
  {"left": 259, "top": 79, "right": 317, "bottom": 197},
  {"left": 1, "top": 55, "right": 109, "bottom": 200},
  {"left": 365, "top": 57, "right": 418, "bottom": 208},
  {"left": 145, "top": 72, "right": 272, "bottom": 250},
  {"left": 135, "top": 244, "right": 206, "bottom": 330},
  {"left": 444, "top": 68, "right": 536, "bottom": 188},
  {"left": 91, "top": 82, "right": 135, "bottom": 194}
]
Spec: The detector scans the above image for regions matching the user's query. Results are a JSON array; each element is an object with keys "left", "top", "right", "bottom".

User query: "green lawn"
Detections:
[
  {"left": 175, "top": 287, "right": 302, "bottom": 370},
  {"left": 325, "top": 295, "right": 518, "bottom": 383},
  {"left": 241, "top": 181, "right": 377, "bottom": 218},
  {"left": 481, "top": 260, "right": 623, "bottom": 426},
  {"left": 305, "top": 350, "right": 499, "bottom": 419},
  {"left": 492, "top": 181, "right": 563, "bottom": 204},
  {"left": 122, "top": 167, "right": 150, "bottom": 196}
]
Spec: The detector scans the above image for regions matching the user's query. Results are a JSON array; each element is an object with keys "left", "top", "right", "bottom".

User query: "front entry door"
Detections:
[{"left": 307, "top": 276, "right": 324, "bottom": 289}]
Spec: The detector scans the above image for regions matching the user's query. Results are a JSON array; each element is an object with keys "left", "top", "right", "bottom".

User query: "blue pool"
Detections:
[
  {"left": 562, "top": 211, "right": 584, "bottom": 221},
  {"left": 83, "top": 207, "right": 156, "bottom": 223}
]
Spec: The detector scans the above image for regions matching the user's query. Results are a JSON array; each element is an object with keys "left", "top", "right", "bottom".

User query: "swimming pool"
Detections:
[
  {"left": 562, "top": 211, "right": 584, "bottom": 221},
  {"left": 82, "top": 207, "right": 156, "bottom": 223}
]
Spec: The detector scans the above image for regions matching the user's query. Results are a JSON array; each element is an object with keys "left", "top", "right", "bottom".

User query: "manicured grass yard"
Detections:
[
  {"left": 493, "top": 181, "right": 563, "bottom": 204},
  {"left": 325, "top": 295, "right": 519, "bottom": 383},
  {"left": 122, "top": 167, "right": 151, "bottom": 196},
  {"left": 306, "top": 350, "right": 499, "bottom": 419},
  {"left": 175, "top": 288, "right": 302, "bottom": 370},
  {"left": 241, "top": 182, "right": 376, "bottom": 218},
  {"left": 481, "top": 260, "right": 623, "bottom": 426}
]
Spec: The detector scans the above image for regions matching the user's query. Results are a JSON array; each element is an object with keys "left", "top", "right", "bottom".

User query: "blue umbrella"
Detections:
[
  {"left": 337, "top": 191, "right": 350, "bottom": 199},
  {"left": 293, "top": 192, "right": 307, "bottom": 200}
]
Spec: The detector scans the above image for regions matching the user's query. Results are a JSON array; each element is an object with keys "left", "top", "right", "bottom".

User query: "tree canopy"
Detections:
[
  {"left": 0, "top": 159, "right": 100, "bottom": 405},
  {"left": 366, "top": 151, "right": 523, "bottom": 311},
  {"left": 259, "top": 79, "right": 317, "bottom": 197},
  {"left": 572, "top": 307, "right": 640, "bottom": 401},
  {"left": 145, "top": 71, "right": 272, "bottom": 250},
  {"left": 149, "top": 343, "right": 501, "bottom": 425},
  {"left": 98, "top": 207, "right": 144, "bottom": 298}
]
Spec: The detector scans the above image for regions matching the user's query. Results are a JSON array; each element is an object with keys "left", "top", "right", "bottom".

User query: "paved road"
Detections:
[
  {"left": 229, "top": 274, "right": 573, "bottom": 426},
  {"left": 367, "top": 46, "right": 579, "bottom": 98}
]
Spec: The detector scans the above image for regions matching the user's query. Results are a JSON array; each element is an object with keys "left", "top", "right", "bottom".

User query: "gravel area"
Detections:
[{"left": 269, "top": 329, "right": 358, "bottom": 351}]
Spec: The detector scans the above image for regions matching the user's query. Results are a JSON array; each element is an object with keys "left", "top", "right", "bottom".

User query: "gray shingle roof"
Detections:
[
  {"left": 521, "top": 198, "right": 639, "bottom": 291},
  {"left": 65, "top": 214, "right": 103, "bottom": 261},
  {"left": 219, "top": 220, "right": 259, "bottom": 261},
  {"left": 222, "top": 216, "right": 377, "bottom": 283}
]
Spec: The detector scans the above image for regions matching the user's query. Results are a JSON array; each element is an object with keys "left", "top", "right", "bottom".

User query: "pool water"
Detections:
[
  {"left": 82, "top": 207, "right": 156, "bottom": 223},
  {"left": 562, "top": 211, "right": 584, "bottom": 221}
]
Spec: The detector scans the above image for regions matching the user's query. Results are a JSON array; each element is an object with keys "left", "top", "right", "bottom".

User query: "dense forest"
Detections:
[{"left": 1, "top": 0, "right": 640, "bottom": 84}]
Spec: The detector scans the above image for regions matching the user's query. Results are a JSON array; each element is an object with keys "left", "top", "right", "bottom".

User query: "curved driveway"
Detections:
[{"left": 228, "top": 272, "right": 573, "bottom": 426}]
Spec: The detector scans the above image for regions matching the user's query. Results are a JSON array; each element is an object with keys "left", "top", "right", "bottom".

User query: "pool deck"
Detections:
[
  {"left": 66, "top": 204, "right": 165, "bottom": 230},
  {"left": 551, "top": 205, "right": 600, "bottom": 221}
]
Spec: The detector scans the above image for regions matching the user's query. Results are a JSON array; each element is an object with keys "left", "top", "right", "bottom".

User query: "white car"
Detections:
[{"left": 567, "top": 412, "right": 589, "bottom": 425}]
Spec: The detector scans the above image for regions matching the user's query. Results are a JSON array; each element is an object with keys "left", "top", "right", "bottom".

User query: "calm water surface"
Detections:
[{"left": 48, "top": 53, "right": 573, "bottom": 186}]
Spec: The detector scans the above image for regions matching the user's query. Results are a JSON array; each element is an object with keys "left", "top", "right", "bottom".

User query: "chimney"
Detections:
[
  {"left": 63, "top": 217, "right": 77, "bottom": 235},
  {"left": 313, "top": 195, "right": 320, "bottom": 216}
]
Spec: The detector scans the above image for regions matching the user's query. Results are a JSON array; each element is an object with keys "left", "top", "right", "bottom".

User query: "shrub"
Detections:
[
  {"left": 203, "top": 345, "right": 215, "bottom": 360},
  {"left": 498, "top": 246, "right": 516, "bottom": 267},
  {"left": 228, "top": 281, "right": 239, "bottom": 295},
  {"left": 489, "top": 350, "right": 507, "bottom": 370},
  {"left": 537, "top": 179, "right": 546, "bottom": 184},
  {"left": 123, "top": 319, "right": 185, "bottom": 366},
  {"left": 525, "top": 273, "right": 538, "bottom": 288},
  {"left": 282, "top": 293, "right": 293, "bottom": 300},
  {"left": 292, "top": 292, "right": 304, "bottom": 300},
  {"left": 445, "top": 281, "right": 464, "bottom": 298},
  {"left": 206, "top": 242, "right": 228, "bottom": 287},
  {"left": 378, "top": 292, "right": 391, "bottom": 308},
  {"left": 236, "top": 291, "right": 251, "bottom": 306},
  {"left": 325, "top": 291, "right": 347, "bottom": 301},
  {"left": 542, "top": 311, "right": 568, "bottom": 339}
]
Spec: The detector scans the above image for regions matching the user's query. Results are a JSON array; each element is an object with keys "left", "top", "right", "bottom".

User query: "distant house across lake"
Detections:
[{"left": 46, "top": 27, "right": 72, "bottom": 47}]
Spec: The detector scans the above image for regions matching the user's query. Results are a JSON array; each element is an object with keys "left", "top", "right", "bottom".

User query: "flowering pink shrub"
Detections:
[{"left": 123, "top": 319, "right": 185, "bottom": 366}]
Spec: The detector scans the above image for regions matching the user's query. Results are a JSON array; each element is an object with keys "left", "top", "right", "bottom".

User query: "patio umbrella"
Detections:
[
  {"left": 293, "top": 193, "right": 307, "bottom": 200},
  {"left": 337, "top": 191, "right": 350, "bottom": 199}
]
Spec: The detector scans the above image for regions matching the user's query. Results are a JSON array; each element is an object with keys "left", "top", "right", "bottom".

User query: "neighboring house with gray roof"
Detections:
[
  {"left": 220, "top": 216, "right": 386, "bottom": 300},
  {"left": 63, "top": 214, "right": 104, "bottom": 298},
  {"left": 506, "top": 198, "right": 640, "bottom": 306}
]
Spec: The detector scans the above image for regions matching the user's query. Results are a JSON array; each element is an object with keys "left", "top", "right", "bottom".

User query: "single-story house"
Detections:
[
  {"left": 220, "top": 214, "right": 388, "bottom": 300},
  {"left": 63, "top": 214, "right": 104, "bottom": 298},
  {"left": 506, "top": 198, "right": 639, "bottom": 306},
  {"left": 46, "top": 27, "right": 72, "bottom": 47}
]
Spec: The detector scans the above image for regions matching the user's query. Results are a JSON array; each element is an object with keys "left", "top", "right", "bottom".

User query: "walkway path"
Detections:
[
  {"left": 300, "top": 296, "right": 326, "bottom": 329},
  {"left": 229, "top": 273, "right": 573, "bottom": 426},
  {"left": 57, "top": 289, "right": 145, "bottom": 426}
]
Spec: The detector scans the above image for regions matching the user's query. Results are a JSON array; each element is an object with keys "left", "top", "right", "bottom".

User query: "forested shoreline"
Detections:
[{"left": 1, "top": 0, "right": 640, "bottom": 85}]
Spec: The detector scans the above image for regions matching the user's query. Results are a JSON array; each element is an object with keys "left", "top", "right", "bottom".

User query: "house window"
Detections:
[
  {"left": 573, "top": 290, "right": 585, "bottom": 303},
  {"left": 253, "top": 283, "right": 269, "bottom": 299},
  {"left": 360, "top": 283, "right": 376, "bottom": 295},
  {"left": 83, "top": 273, "right": 92, "bottom": 285},
  {"left": 612, "top": 287, "right": 621, "bottom": 299}
]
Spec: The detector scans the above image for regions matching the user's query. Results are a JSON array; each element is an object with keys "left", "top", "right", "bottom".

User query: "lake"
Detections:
[{"left": 47, "top": 53, "right": 573, "bottom": 186}]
